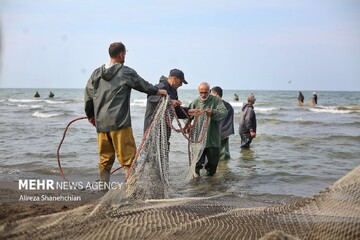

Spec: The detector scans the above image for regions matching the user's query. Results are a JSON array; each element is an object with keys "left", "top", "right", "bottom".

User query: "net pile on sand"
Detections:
[{"left": 1, "top": 96, "right": 359, "bottom": 240}]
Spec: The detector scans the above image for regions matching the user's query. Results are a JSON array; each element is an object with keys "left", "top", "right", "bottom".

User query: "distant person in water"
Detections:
[
  {"left": 311, "top": 92, "right": 318, "bottom": 106},
  {"left": 34, "top": 91, "right": 40, "bottom": 98},
  {"left": 297, "top": 91, "right": 304, "bottom": 105},
  {"left": 238, "top": 93, "right": 257, "bottom": 148},
  {"left": 49, "top": 91, "right": 55, "bottom": 98},
  {"left": 233, "top": 93, "right": 239, "bottom": 101}
]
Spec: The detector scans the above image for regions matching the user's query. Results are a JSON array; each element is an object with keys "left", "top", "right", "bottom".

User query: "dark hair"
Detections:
[
  {"left": 108, "top": 42, "right": 126, "bottom": 58},
  {"left": 211, "top": 86, "right": 223, "bottom": 97}
]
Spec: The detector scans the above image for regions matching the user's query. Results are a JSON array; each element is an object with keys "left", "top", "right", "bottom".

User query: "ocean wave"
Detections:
[
  {"left": 258, "top": 118, "right": 318, "bottom": 125},
  {"left": 293, "top": 118, "right": 321, "bottom": 124},
  {"left": 131, "top": 98, "right": 147, "bottom": 107},
  {"left": 259, "top": 116, "right": 360, "bottom": 127},
  {"left": 338, "top": 105, "right": 360, "bottom": 111},
  {"left": 318, "top": 134, "right": 360, "bottom": 141},
  {"left": 31, "top": 105, "right": 43, "bottom": 109},
  {"left": 9, "top": 98, "right": 42, "bottom": 103},
  {"left": 16, "top": 104, "right": 44, "bottom": 109},
  {"left": 308, "top": 105, "right": 360, "bottom": 114},
  {"left": 0, "top": 167, "right": 22, "bottom": 175},
  {"left": 17, "top": 104, "right": 28, "bottom": 108},
  {"left": 255, "top": 107, "right": 279, "bottom": 113},
  {"left": 44, "top": 99, "right": 69, "bottom": 104},
  {"left": 9, "top": 98, "right": 70, "bottom": 105},
  {"left": 32, "top": 111, "right": 62, "bottom": 118},
  {"left": 257, "top": 118, "right": 283, "bottom": 125},
  {"left": 229, "top": 101, "right": 244, "bottom": 107}
]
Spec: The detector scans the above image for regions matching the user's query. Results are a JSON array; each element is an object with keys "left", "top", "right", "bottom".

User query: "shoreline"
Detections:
[
  {"left": 0, "top": 177, "right": 309, "bottom": 228},
  {"left": 0, "top": 179, "right": 106, "bottom": 226}
]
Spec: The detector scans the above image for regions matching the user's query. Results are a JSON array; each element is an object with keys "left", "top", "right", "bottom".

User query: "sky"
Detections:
[{"left": 0, "top": 0, "right": 359, "bottom": 91}]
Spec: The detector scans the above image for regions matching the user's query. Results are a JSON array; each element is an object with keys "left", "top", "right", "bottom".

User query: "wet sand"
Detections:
[{"left": 0, "top": 179, "right": 105, "bottom": 226}]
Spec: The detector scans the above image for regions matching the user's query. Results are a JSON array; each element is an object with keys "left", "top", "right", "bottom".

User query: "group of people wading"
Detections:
[{"left": 84, "top": 41, "right": 257, "bottom": 190}]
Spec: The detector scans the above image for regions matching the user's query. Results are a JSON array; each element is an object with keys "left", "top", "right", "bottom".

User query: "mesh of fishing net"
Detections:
[{"left": 1, "top": 96, "right": 359, "bottom": 240}]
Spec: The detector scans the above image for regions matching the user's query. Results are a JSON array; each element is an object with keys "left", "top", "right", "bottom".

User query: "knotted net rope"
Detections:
[{"left": 1, "top": 96, "right": 359, "bottom": 240}]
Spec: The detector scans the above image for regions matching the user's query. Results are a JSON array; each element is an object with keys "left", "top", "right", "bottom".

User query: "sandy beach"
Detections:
[{"left": 0, "top": 179, "right": 105, "bottom": 226}]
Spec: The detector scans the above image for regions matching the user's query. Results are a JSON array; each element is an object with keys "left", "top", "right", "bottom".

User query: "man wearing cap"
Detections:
[
  {"left": 143, "top": 68, "right": 189, "bottom": 133},
  {"left": 238, "top": 93, "right": 257, "bottom": 148}
]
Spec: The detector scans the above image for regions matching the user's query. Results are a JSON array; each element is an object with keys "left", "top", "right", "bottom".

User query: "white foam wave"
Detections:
[
  {"left": 45, "top": 100, "right": 68, "bottom": 104},
  {"left": 229, "top": 101, "right": 244, "bottom": 107},
  {"left": 17, "top": 104, "right": 43, "bottom": 109},
  {"left": 9, "top": 98, "right": 42, "bottom": 103},
  {"left": 131, "top": 99, "right": 147, "bottom": 107},
  {"left": 309, "top": 106, "right": 354, "bottom": 114},
  {"left": 31, "top": 105, "right": 43, "bottom": 109},
  {"left": 9, "top": 98, "right": 68, "bottom": 105},
  {"left": 17, "top": 104, "right": 28, "bottom": 108},
  {"left": 256, "top": 107, "right": 278, "bottom": 113},
  {"left": 32, "top": 111, "right": 62, "bottom": 118}
]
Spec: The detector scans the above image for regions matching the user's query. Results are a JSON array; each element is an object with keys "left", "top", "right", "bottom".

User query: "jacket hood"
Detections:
[
  {"left": 101, "top": 63, "right": 123, "bottom": 81},
  {"left": 241, "top": 103, "right": 252, "bottom": 112},
  {"left": 159, "top": 75, "right": 168, "bottom": 84}
]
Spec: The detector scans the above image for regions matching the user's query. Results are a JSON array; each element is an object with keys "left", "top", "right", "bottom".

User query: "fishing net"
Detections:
[
  {"left": 123, "top": 95, "right": 208, "bottom": 201},
  {"left": 1, "top": 96, "right": 360, "bottom": 240}
]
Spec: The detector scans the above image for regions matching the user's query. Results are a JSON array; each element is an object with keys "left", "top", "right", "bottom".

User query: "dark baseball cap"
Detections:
[{"left": 169, "top": 69, "right": 188, "bottom": 84}]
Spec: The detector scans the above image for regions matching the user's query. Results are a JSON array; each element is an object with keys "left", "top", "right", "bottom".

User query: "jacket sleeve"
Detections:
[
  {"left": 175, "top": 106, "right": 189, "bottom": 119},
  {"left": 84, "top": 76, "right": 95, "bottom": 118},
  {"left": 211, "top": 98, "right": 228, "bottom": 122},
  {"left": 244, "top": 108, "right": 256, "bottom": 132},
  {"left": 126, "top": 68, "right": 158, "bottom": 95}
]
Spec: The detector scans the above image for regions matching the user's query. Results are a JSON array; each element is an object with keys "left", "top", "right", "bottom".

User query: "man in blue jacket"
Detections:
[{"left": 143, "top": 69, "right": 189, "bottom": 133}]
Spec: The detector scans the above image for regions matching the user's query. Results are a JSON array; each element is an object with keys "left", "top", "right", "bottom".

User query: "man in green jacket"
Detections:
[
  {"left": 188, "top": 82, "right": 227, "bottom": 177},
  {"left": 84, "top": 42, "right": 167, "bottom": 190}
]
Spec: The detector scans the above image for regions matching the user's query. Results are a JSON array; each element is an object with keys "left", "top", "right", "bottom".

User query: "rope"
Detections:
[
  {"left": 57, "top": 116, "right": 124, "bottom": 183},
  {"left": 57, "top": 116, "right": 87, "bottom": 182},
  {"left": 171, "top": 107, "right": 209, "bottom": 144},
  {"left": 58, "top": 98, "right": 209, "bottom": 183}
]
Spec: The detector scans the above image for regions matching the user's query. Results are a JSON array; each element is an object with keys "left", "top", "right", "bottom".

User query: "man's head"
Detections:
[
  {"left": 198, "top": 82, "right": 210, "bottom": 101},
  {"left": 109, "top": 42, "right": 126, "bottom": 63},
  {"left": 211, "top": 86, "right": 223, "bottom": 99},
  {"left": 168, "top": 69, "right": 187, "bottom": 90},
  {"left": 247, "top": 93, "right": 256, "bottom": 104}
]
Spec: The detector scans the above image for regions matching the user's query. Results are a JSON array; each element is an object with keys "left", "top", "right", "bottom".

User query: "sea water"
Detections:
[{"left": 0, "top": 88, "right": 359, "bottom": 201}]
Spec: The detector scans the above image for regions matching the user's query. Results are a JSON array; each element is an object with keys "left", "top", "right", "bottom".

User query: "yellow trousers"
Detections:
[{"left": 97, "top": 127, "right": 136, "bottom": 172}]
